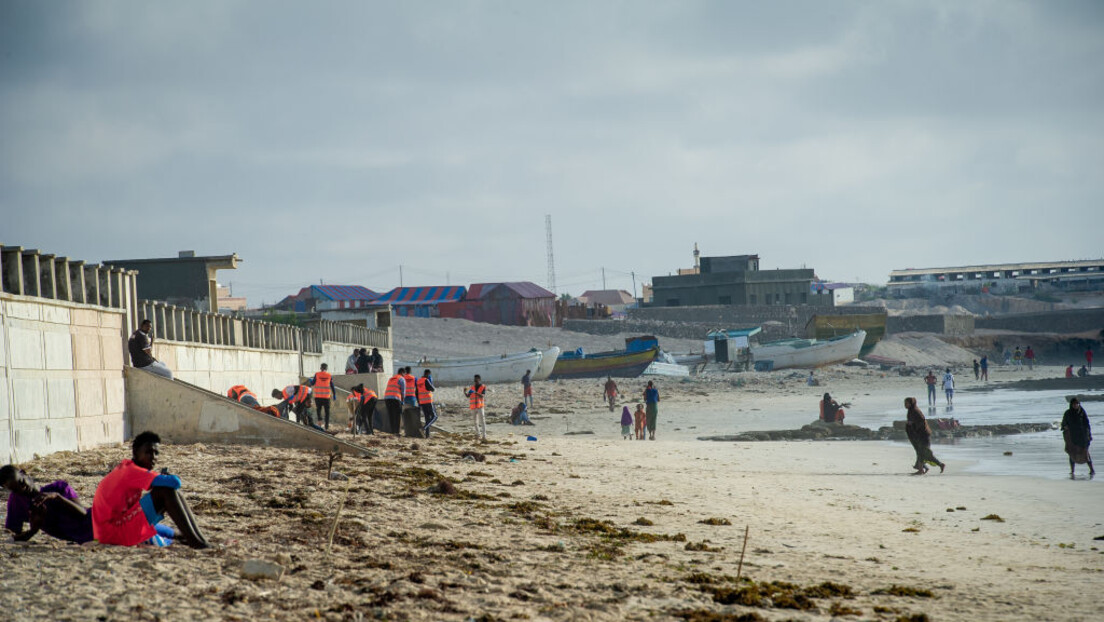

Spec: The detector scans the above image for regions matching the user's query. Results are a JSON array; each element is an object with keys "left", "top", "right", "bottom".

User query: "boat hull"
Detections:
[
  {"left": 751, "top": 330, "right": 866, "bottom": 370},
  {"left": 549, "top": 347, "right": 658, "bottom": 380},
  {"left": 533, "top": 347, "right": 560, "bottom": 381},
  {"left": 397, "top": 349, "right": 546, "bottom": 387}
]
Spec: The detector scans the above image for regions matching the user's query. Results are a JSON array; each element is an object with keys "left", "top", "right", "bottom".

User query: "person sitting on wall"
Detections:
[
  {"left": 128, "top": 319, "right": 173, "bottom": 380},
  {"left": 1, "top": 465, "right": 94, "bottom": 544},
  {"left": 820, "top": 393, "right": 847, "bottom": 424},
  {"left": 91, "top": 431, "right": 210, "bottom": 548}
]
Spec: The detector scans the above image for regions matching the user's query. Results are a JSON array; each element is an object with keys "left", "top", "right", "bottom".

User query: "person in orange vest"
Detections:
[
  {"left": 464, "top": 374, "right": 488, "bottom": 441},
  {"left": 309, "top": 363, "right": 334, "bottom": 431},
  {"left": 416, "top": 369, "right": 438, "bottom": 437},
  {"left": 383, "top": 370, "right": 406, "bottom": 435},
  {"left": 271, "top": 384, "right": 316, "bottom": 428},
  {"left": 347, "top": 383, "right": 378, "bottom": 435},
  {"left": 227, "top": 385, "right": 260, "bottom": 408}
]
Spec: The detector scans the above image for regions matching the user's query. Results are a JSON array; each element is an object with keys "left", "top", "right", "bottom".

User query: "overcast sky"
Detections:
[{"left": 2, "top": 1, "right": 1102, "bottom": 306}]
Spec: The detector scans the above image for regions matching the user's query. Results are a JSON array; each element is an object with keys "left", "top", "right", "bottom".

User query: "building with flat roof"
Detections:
[
  {"left": 649, "top": 254, "right": 824, "bottom": 307},
  {"left": 887, "top": 259, "right": 1104, "bottom": 295},
  {"left": 103, "top": 251, "right": 240, "bottom": 312}
]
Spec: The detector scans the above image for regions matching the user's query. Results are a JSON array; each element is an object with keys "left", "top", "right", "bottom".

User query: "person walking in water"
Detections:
[
  {"left": 464, "top": 374, "right": 488, "bottom": 441},
  {"left": 905, "top": 397, "right": 945, "bottom": 474},
  {"left": 1061, "top": 397, "right": 1094, "bottom": 477},
  {"left": 643, "top": 381, "right": 660, "bottom": 440},
  {"left": 603, "top": 376, "right": 618, "bottom": 412},
  {"left": 924, "top": 370, "right": 937, "bottom": 407},
  {"left": 942, "top": 368, "right": 955, "bottom": 406}
]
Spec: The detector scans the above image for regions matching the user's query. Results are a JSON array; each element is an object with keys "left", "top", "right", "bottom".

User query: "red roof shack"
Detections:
[{"left": 439, "top": 282, "right": 556, "bottom": 326}]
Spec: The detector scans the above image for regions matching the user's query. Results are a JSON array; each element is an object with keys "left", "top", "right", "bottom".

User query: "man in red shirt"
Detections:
[{"left": 92, "top": 431, "right": 210, "bottom": 548}]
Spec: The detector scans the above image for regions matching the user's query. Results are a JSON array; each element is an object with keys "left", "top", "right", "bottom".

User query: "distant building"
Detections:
[
  {"left": 372, "top": 285, "right": 466, "bottom": 318},
  {"left": 216, "top": 284, "right": 247, "bottom": 313},
  {"left": 579, "top": 289, "right": 636, "bottom": 314},
  {"left": 439, "top": 282, "right": 556, "bottom": 326},
  {"left": 887, "top": 259, "right": 1104, "bottom": 295},
  {"left": 104, "top": 250, "right": 240, "bottom": 312},
  {"left": 273, "top": 284, "right": 380, "bottom": 314},
  {"left": 649, "top": 254, "right": 822, "bottom": 307},
  {"left": 810, "top": 282, "right": 854, "bottom": 306}
]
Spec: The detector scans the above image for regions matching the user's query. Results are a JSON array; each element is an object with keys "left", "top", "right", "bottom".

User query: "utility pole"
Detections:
[
  {"left": 545, "top": 215, "right": 557, "bottom": 294},
  {"left": 399, "top": 265, "right": 403, "bottom": 288},
  {"left": 631, "top": 271, "right": 637, "bottom": 300},
  {"left": 601, "top": 267, "right": 606, "bottom": 290}
]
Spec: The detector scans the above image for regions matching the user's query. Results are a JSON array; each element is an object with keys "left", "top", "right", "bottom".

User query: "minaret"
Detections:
[{"left": 693, "top": 243, "right": 700, "bottom": 272}]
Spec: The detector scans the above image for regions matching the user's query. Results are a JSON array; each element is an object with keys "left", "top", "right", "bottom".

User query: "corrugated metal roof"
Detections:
[
  {"left": 311, "top": 285, "right": 379, "bottom": 301},
  {"left": 467, "top": 282, "right": 555, "bottom": 300},
  {"left": 375, "top": 285, "right": 466, "bottom": 305}
]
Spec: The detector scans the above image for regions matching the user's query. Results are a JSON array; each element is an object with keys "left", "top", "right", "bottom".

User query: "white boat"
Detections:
[
  {"left": 643, "top": 350, "right": 690, "bottom": 377},
  {"left": 750, "top": 330, "right": 866, "bottom": 371},
  {"left": 398, "top": 347, "right": 559, "bottom": 387},
  {"left": 533, "top": 346, "right": 560, "bottom": 380}
]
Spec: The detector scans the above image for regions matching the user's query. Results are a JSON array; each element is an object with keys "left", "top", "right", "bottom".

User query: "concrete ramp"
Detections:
[{"left": 125, "top": 367, "right": 375, "bottom": 457}]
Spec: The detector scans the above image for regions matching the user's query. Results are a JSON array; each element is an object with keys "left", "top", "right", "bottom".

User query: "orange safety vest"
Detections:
[
  {"left": 466, "top": 384, "right": 485, "bottom": 410},
  {"left": 416, "top": 377, "right": 434, "bottom": 405},
  {"left": 403, "top": 373, "right": 417, "bottom": 401},
  {"left": 312, "top": 371, "right": 333, "bottom": 399},
  {"left": 227, "top": 385, "right": 256, "bottom": 402},
  {"left": 384, "top": 375, "right": 404, "bottom": 401},
  {"left": 283, "top": 385, "right": 310, "bottom": 404},
  {"left": 354, "top": 388, "right": 378, "bottom": 405}
]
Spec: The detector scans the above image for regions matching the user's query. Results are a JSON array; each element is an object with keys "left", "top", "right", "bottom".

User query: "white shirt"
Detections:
[{"left": 942, "top": 373, "right": 954, "bottom": 390}]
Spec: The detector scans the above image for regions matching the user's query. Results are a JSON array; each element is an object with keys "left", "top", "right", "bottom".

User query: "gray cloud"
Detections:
[{"left": 2, "top": 0, "right": 1101, "bottom": 305}]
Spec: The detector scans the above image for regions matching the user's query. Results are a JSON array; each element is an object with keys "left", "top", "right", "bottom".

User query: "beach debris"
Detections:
[
  {"left": 633, "top": 517, "right": 654, "bottom": 526},
  {"left": 325, "top": 478, "right": 352, "bottom": 557},
  {"left": 699, "top": 517, "right": 732, "bottom": 526},
  {"left": 526, "top": 435, "right": 537, "bottom": 441},
  {"left": 872, "top": 585, "right": 935, "bottom": 598},
  {"left": 902, "top": 527, "right": 921, "bottom": 533},
  {"left": 685, "top": 540, "right": 724, "bottom": 552},
  {"left": 736, "top": 525, "right": 750, "bottom": 580},
  {"left": 326, "top": 449, "right": 341, "bottom": 479},
  {"left": 328, "top": 470, "right": 349, "bottom": 481},
  {"left": 829, "top": 601, "right": 863, "bottom": 616},
  {"left": 240, "top": 559, "right": 285, "bottom": 581},
  {"left": 429, "top": 479, "right": 457, "bottom": 495},
  {"left": 981, "top": 514, "right": 1005, "bottom": 523},
  {"left": 563, "top": 430, "right": 594, "bottom": 435},
  {"left": 671, "top": 609, "right": 766, "bottom": 621},
  {"left": 1093, "top": 535, "right": 1104, "bottom": 541},
  {"left": 1003, "top": 451, "right": 1013, "bottom": 456},
  {"left": 460, "top": 451, "right": 486, "bottom": 462},
  {"left": 956, "top": 506, "right": 967, "bottom": 510}
]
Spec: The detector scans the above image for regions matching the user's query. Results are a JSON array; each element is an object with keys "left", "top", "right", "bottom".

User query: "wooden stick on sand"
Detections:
[
  {"left": 326, "top": 478, "right": 352, "bottom": 558},
  {"left": 736, "top": 524, "right": 750, "bottom": 580}
]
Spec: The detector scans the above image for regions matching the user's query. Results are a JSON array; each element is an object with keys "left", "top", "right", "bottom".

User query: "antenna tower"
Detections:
[{"left": 545, "top": 214, "right": 557, "bottom": 294}]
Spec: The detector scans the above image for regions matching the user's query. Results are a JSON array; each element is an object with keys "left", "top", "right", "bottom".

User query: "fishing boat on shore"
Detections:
[
  {"left": 643, "top": 350, "right": 690, "bottom": 377},
  {"left": 750, "top": 330, "right": 866, "bottom": 370},
  {"left": 398, "top": 347, "right": 560, "bottom": 386},
  {"left": 550, "top": 335, "right": 660, "bottom": 380}
]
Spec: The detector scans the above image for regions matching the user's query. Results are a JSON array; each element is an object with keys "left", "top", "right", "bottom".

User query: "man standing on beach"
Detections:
[
  {"left": 1025, "top": 346, "right": 1035, "bottom": 371},
  {"left": 521, "top": 369, "right": 533, "bottom": 408},
  {"left": 416, "top": 369, "right": 438, "bottom": 437},
  {"left": 643, "top": 380, "right": 660, "bottom": 440},
  {"left": 980, "top": 355, "right": 989, "bottom": 381},
  {"left": 924, "top": 370, "right": 937, "bottom": 406},
  {"left": 465, "top": 374, "right": 487, "bottom": 441},
  {"left": 972, "top": 359, "right": 980, "bottom": 381},
  {"left": 1087, "top": 348, "right": 1094, "bottom": 372},
  {"left": 942, "top": 369, "right": 955, "bottom": 406},
  {"left": 383, "top": 370, "right": 406, "bottom": 435},
  {"left": 309, "top": 363, "right": 334, "bottom": 430},
  {"left": 128, "top": 319, "right": 173, "bottom": 380},
  {"left": 1013, "top": 346, "right": 1023, "bottom": 370}
]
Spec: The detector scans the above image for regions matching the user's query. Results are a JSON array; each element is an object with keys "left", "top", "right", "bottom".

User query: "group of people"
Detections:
[
  {"left": 346, "top": 348, "right": 384, "bottom": 374},
  {"left": 923, "top": 369, "right": 957, "bottom": 406},
  {"left": 612, "top": 380, "right": 661, "bottom": 440},
  {"left": 3, "top": 432, "right": 210, "bottom": 548},
  {"left": 383, "top": 367, "right": 438, "bottom": 438}
]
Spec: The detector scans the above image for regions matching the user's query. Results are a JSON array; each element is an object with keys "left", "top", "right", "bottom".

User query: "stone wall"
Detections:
[
  {"left": 975, "top": 308, "right": 1104, "bottom": 334},
  {"left": 1, "top": 295, "right": 128, "bottom": 463},
  {"left": 886, "top": 314, "right": 975, "bottom": 336}
]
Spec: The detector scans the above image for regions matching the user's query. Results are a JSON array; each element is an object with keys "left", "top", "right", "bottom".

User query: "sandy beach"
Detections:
[{"left": 3, "top": 320, "right": 1102, "bottom": 621}]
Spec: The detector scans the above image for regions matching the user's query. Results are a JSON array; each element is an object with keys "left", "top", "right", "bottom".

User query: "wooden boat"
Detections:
[
  {"left": 643, "top": 350, "right": 690, "bottom": 377},
  {"left": 750, "top": 330, "right": 866, "bottom": 370},
  {"left": 398, "top": 347, "right": 559, "bottom": 387},
  {"left": 549, "top": 347, "right": 659, "bottom": 380}
]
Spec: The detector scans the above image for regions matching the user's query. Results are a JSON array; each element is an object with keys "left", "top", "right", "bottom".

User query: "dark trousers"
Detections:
[
  {"left": 355, "top": 398, "right": 377, "bottom": 435},
  {"left": 420, "top": 403, "right": 438, "bottom": 436},
  {"left": 385, "top": 399, "right": 403, "bottom": 435},
  {"left": 314, "top": 398, "right": 331, "bottom": 429},
  {"left": 290, "top": 401, "right": 314, "bottom": 427}
]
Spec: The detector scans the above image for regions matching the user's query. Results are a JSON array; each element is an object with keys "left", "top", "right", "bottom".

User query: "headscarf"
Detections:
[{"left": 621, "top": 406, "right": 633, "bottom": 426}]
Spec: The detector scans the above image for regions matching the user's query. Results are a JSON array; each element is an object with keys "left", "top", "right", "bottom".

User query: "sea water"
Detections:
[{"left": 844, "top": 388, "right": 1101, "bottom": 482}]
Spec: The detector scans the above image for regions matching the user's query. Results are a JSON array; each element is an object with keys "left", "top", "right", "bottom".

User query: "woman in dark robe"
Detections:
[
  {"left": 821, "top": 393, "right": 845, "bottom": 423},
  {"left": 905, "top": 397, "right": 945, "bottom": 474},
  {"left": 1060, "top": 398, "right": 1094, "bottom": 477}
]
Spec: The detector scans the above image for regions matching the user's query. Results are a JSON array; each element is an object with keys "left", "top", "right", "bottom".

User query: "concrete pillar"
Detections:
[
  {"left": 21, "top": 250, "right": 41, "bottom": 297},
  {"left": 55, "top": 257, "right": 73, "bottom": 302},
  {"left": 1, "top": 246, "right": 25, "bottom": 295},
  {"left": 85, "top": 265, "right": 100, "bottom": 307},
  {"left": 69, "top": 261, "right": 86, "bottom": 304},
  {"left": 40, "top": 254, "right": 57, "bottom": 300}
]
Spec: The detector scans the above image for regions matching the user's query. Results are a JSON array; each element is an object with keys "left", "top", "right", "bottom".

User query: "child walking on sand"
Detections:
[
  {"left": 633, "top": 403, "right": 646, "bottom": 440},
  {"left": 620, "top": 406, "right": 633, "bottom": 440}
]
